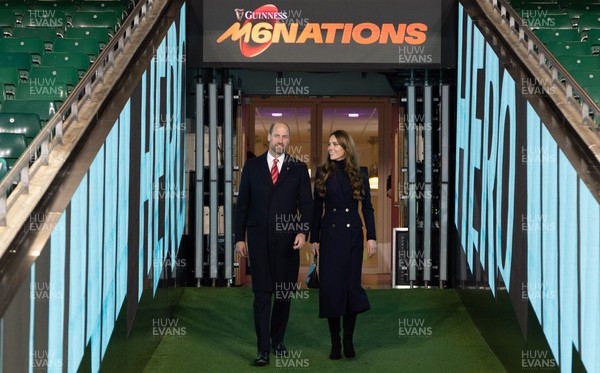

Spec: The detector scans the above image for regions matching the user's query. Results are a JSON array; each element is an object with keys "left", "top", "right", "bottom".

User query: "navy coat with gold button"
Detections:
[
  {"left": 235, "top": 152, "right": 313, "bottom": 292},
  {"left": 310, "top": 161, "right": 376, "bottom": 318}
]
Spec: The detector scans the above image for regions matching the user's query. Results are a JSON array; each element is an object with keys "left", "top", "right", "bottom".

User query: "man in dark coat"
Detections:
[{"left": 235, "top": 122, "right": 313, "bottom": 366}]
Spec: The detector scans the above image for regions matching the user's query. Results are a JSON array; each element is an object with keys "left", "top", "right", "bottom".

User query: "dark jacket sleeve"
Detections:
[
  {"left": 297, "top": 162, "right": 313, "bottom": 237},
  {"left": 361, "top": 167, "right": 376, "bottom": 241},
  {"left": 234, "top": 159, "right": 251, "bottom": 243},
  {"left": 310, "top": 167, "right": 324, "bottom": 243}
]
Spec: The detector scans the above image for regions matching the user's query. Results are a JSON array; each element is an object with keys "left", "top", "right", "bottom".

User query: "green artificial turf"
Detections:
[{"left": 133, "top": 288, "right": 505, "bottom": 373}]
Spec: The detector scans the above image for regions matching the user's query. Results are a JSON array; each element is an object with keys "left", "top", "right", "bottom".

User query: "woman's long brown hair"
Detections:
[{"left": 315, "top": 130, "right": 364, "bottom": 200}]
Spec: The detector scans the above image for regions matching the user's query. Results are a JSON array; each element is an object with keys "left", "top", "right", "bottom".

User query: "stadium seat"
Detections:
[
  {"left": 0, "top": 2, "right": 30, "bottom": 17},
  {"left": 555, "top": 55, "right": 600, "bottom": 73},
  {"left": 29, "top": 66, "right": 80, "bottom": 90},
  {"left": 575, "top": 14, "right": 600, "bottom": 35},
  {"left": 0, "top": 133, "right": 28, "bottom": 169},
  {"left": 0, "top": 113, "right": 42, "bottom": 145},
  {"left": 586, "top": 29, "right": 600, "bottom": 53},
  {"left": 0, "top": 67, "right": 21, "bottom": 99},
  {"left": 65, "top": 27, "right": 110, "bottom": 49},
  {"left": 0, "top": 99, "right": 62, "bottom": 122},
  {"left": 0, "top": 9, "right": 15, "bottom": 35},
  {"left": 567, "top": 5, "right": 600, "bottom": 21},
  {"left": 11, "top": 26, "right": 62, "bottom": 39},
  {"left": 0, "top": 51, "right": 32, "bottom": 69},
  {"left": 71, "top": 10, "right": 119, "bottom": 34},
  {"left": 545, "top": 41, "right": 592, "bottom": 56},
  {"left": 40, "top": 52, "right": 91, "bottom": 76},
  {"left": 534, "top": 29, "right": 581, "bottom": 43},
  {"left": 0, "top": 38, "right": 45, "bottom": 64},
  {"left": 568, "top": 70, "right": 600, "bottom": 86},
  {"left": 78, "top": 1, "right": 127, "bottom": 21},
  {"left": 53, "top": 38, "right": 100, "bottom": 63}
]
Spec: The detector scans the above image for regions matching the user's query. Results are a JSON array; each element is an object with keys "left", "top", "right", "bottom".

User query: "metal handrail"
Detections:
[
  {"left": 0, "top": 0, "right": 154, "bottom": 225},
  {"left": 486, "top": 0, "right": 600, "bottom": 131}
]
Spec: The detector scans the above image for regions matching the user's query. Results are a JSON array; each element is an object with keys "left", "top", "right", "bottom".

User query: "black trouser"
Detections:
[{"left": 253, "top": 291, "right": 291, "bottom": 353}]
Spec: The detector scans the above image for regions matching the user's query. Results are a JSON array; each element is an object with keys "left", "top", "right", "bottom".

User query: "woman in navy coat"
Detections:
[{"left": 310, "top": 129, "right": 377, "bottom": 360}]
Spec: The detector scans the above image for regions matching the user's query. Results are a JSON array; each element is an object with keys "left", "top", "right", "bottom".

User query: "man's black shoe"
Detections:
[
  {"left": 255, "top": 351, "right": 270, "bottom": 366},
  {"left": 272, "top": 342, "right": 288, "bottom": 356}
]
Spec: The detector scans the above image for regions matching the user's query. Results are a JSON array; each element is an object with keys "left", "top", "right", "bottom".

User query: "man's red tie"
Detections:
[{"left": 271, "top": 158, "right": 279, "bottom": 185}]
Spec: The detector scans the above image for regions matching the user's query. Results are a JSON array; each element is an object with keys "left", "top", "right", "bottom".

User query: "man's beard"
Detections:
[{"left": 271, "top": 144, "right": 285, "bottom": 155}]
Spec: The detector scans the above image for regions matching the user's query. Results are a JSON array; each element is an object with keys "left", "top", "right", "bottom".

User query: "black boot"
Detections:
[
  {"left": 327, "top": 317, "right": 342, "bottom": 360},
  {"left": 342, "top": 313, "right": 357, "bottom": 358}
]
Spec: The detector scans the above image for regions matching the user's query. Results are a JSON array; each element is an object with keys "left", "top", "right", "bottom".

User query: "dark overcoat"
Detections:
[
  {"left": 311, "top": 162, "right": 376, "bottom": 318},
  {"left": 235, "top": 152, "right": 313, "bottom": 292}
]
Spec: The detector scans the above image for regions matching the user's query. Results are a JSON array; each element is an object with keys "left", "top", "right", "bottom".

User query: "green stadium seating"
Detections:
[
  {"left": 567, "top": 5, "right": 600, "bottom": 21},
  {"left": 0, "top": 2, "right": 30, "bottom": 17},
  {"left": 579, "top": 85, "right": 600, "bottom": 106},
  {"left": 534, "top": 28, "right": 581, "bottom": 42},
  {"left": 11, "top": 25, "right": 62, "bottom": 39},
  {"left": 586, "top": 29, "right": 600, "bottom": 53},
  {"left": 576, "top": 14, "right": 600, "bottom": 34},
  {"left": 29, "top": 66, "right": 80, "bottom": 89},
  {"left": 0, "top": 99, "right": 62, "bottom": 122},
  {"left": 65, "top": 27, "right": 110, "bottom": 49},
  {"left": 0, "top": 66, "right": 20, "bottom": 82},
  {"left": 0, "top": 133, "right": 27, "bottom": 169},
  {"left": 0, "top": 51, "right": 32, "bottom": 69},
  {"left": 79, "top": 1, "right": 126, "bottom": 20},
  {"left": 555, "top": 54, "right": 600, "bottom": 72},
  {"left": 71, "top": 10, "right": 119, "bottom": 33},
  {"left": 545, "top": 40, "right": 592, "bottom": 55},
  {"left": 0, "top": 38, "right": 45, "bottom": 64},
  {"left": 0, "top": 9, "right": 15, "bottom": 35},
  {"left": 0, "top": 67, "right": 20, "bottom": 98},
  {"left": 0, "top": 113, "right": 42, "bottom": 145},
  {"left": 41, "top": 52, "right": 91, "bottom": 76},
  {"left": 53, "top": 38, "right": 100, "bottom": 63},
  {"left": 568, "top": 70, "right": 600, "bottom": 86}
]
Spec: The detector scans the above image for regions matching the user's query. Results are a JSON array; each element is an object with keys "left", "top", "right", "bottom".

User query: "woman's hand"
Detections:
[
  {"left": 367, "top": 240, "right": 377, "bottom": 258},
  {"left": 311, "top": 242, "right": 320, "bottom": 257}
]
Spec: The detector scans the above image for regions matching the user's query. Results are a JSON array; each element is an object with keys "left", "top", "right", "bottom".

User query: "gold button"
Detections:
[
  {"left": 345, "top": 208, "right": 349, "bottom": 212},
  {"left": 332, "top": 224, "right": 336, "bottom": 227},
  {"left": 346, "top": 223, "right": 350, "bottom": 228},
  {"left": 333, "top": 208, "right": 337, "bottom": 212}
]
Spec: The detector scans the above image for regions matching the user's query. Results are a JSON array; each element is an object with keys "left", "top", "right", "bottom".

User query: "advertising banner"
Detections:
[{"left": 202, "top": 0, "right": 453, "bottom": 69}]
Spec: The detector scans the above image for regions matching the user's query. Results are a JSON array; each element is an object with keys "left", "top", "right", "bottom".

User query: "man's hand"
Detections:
[
  {"left": 236, "top": 241, "right": 248, "bottom": 258},
  {"left": 293, "top": 233, "right": 306, "bottom": 250}
]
